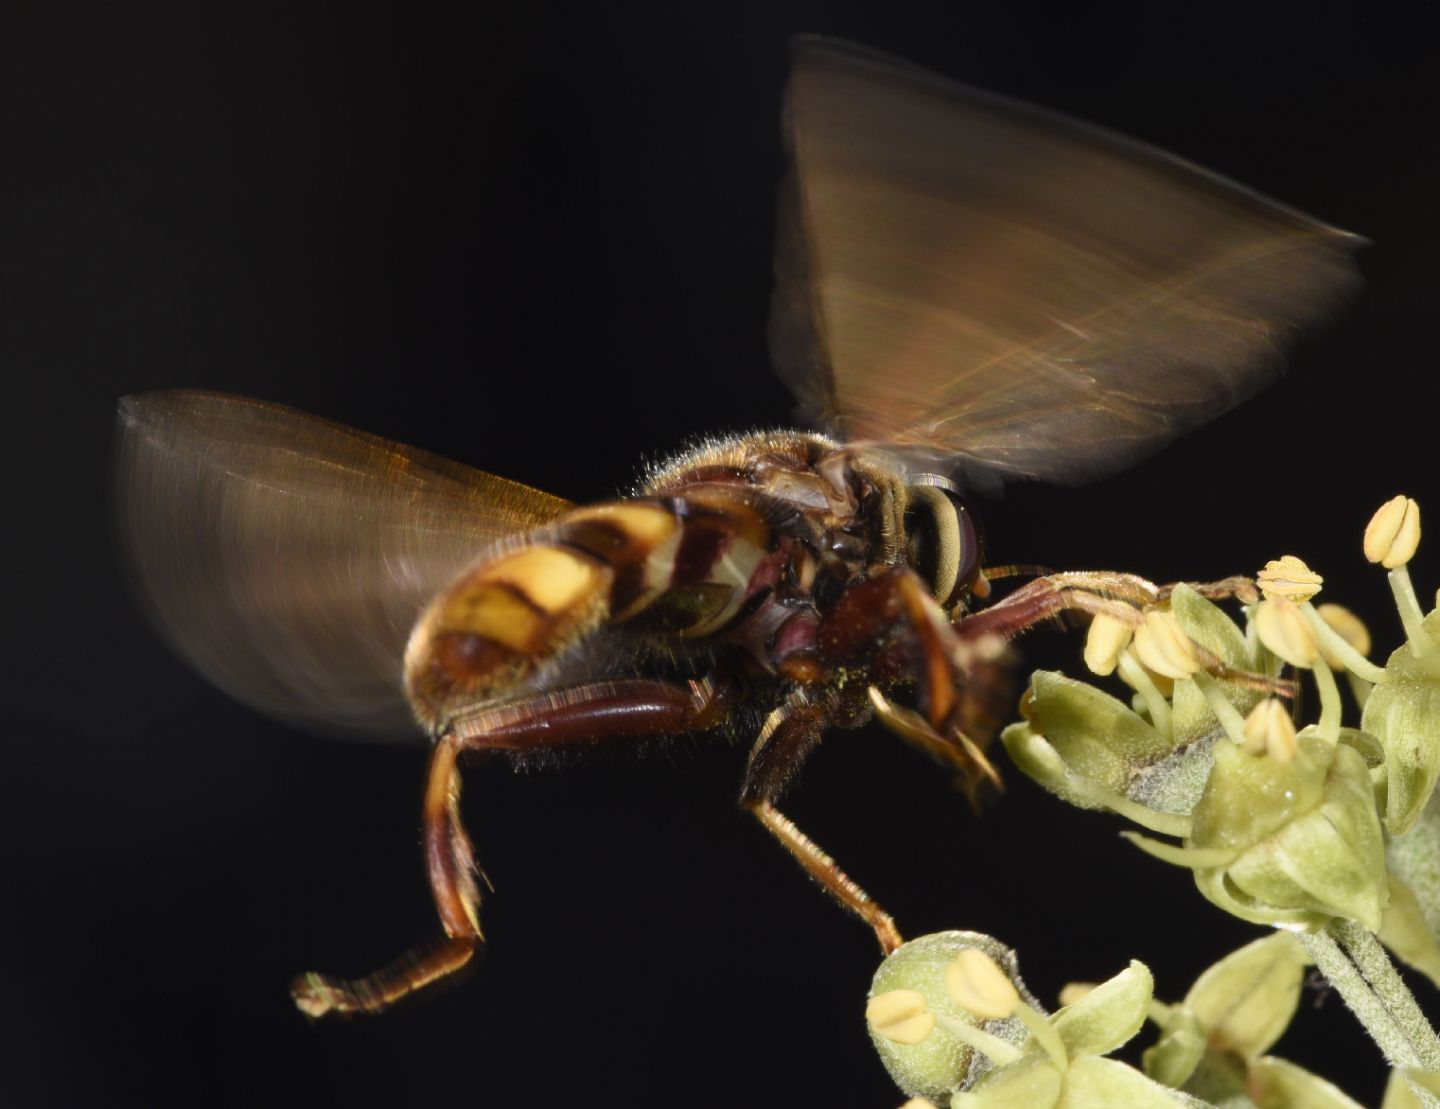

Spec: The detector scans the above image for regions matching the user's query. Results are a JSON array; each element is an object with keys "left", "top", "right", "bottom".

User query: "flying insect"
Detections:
[{"left": 115, "top": 38, "right": 1360, "bottom": 1017}]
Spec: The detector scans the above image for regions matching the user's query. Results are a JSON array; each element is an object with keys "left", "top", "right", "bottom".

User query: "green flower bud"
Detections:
[
  {"left": 1186, "top": 738, "right": 1387, "bottom": 930},
  {"left": 1362, "top": 608, "right": 1440, "bottom": 834},
  {"left": 866, "top": 932, "right": 1036, "bottom": 1102},
  {"left": 1179, "top": 932, "right": 1309, "bottom": 1061},
  {"left": 1141, "top": 933, "right": 1369, "bottom": 1107},
  {"left": 1002, "top": 672, "right": 1172, "bottom": 810}
]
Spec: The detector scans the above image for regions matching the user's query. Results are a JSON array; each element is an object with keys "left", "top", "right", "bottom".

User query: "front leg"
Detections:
[
  {"left": 818, "top": 566, "right": 1004, "bottom": 797},
  {"left": 293, "top": 677, "right": 726, "bottom": 1018},
  {"left": 954, "top": 571, "right": 1258, "bottom": 644}
]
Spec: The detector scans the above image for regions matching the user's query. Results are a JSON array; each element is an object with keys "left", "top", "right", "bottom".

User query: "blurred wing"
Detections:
[
  {"left": 771, "top": 38, "right": 1362, "bottom": 485},
  {"left": 116, "top": 391, "right": 571, "bottom": 740}
]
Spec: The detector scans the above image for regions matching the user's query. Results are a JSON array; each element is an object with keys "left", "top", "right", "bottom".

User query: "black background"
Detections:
[{"left": 4, "top": 3, "right": 1439, "bottom": 1107}]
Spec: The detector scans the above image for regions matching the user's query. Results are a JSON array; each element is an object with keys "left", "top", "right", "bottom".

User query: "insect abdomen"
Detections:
[{"left": 404, "top": 495, "right": 774, "bottom": 731}]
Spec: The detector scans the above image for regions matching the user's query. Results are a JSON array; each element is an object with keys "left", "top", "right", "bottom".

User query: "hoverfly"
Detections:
[{"left": 115, "top": 38, "right": 1359, "bottom": 1018}]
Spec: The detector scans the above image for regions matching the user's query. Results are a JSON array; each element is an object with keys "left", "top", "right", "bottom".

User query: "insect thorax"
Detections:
[{"left": 403, "top": 430, "right": 914, "bottom": 734}]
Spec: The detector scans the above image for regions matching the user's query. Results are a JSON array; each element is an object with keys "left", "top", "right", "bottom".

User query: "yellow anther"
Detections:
[
  {"left": 1315, "top": 603, "right": 1372, "bottom": 667},
  {"left": 1242, "top": 699, "right": 1298, "bottom": 763},
  {"left": 1084, "top": 613, "right": 1134, "bottom": 677},
  {"left": 1057, "top": 982, "right": 1096, "bottom": 1008},
  {"left": 1255, "top": 597, "right": 1319, "bottom": 669},
  {"left": 1364, "top": 496, "right": 1421, "bottom": 569},
  {"left": 944, "top": 949, "right": 1020, "bottom": 1020},
  {"left": 1257, "top": 555, "right": 1323, "bottom": 602},
  {"left": 866, "top": 989, "right": 936, "bottom": 1045},
  {"left": 1131, "top": 610, "right": 1201, "bottom": 679}
]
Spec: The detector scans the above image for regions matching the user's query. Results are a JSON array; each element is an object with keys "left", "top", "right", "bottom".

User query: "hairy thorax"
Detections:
[{"left": 403, "top": 430, "right": 913, "bottom": 734}]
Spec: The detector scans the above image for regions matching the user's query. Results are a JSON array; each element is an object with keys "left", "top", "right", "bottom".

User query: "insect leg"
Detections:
[
  {"left": 955, "top": 571, "right": 1258, "bottom": 643},
  {"left": 820, "top": 566, "right": 961, "bottom": 728},
  {"left": 820, "top": 567, "right": 1001, "bottom": 797},
  {"left": 739, "top": 699, "right": 903, "bottom": 953},
  {"left": 291, "top": 678, "right": 726, "bottom": 1018}
]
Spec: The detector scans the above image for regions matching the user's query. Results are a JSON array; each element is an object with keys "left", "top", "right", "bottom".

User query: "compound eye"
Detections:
[
  {"left": 952, "top": 494, "right": 981, "bottom": 598},
  {"left": 904, "top": 484, "right": 981, "bottom": 607}
]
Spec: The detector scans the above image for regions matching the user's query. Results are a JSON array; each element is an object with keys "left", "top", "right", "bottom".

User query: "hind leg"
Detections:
[{"left": 292, "top": 678, "right": 725, "bottom": 1017}]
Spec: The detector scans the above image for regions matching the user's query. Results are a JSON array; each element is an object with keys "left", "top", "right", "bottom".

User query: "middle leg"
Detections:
[{"left": 739, "top": 694, "right": 903, "bottom": 953}]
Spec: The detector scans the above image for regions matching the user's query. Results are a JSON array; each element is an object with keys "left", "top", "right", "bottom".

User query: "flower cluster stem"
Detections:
[
  {"left": 1301, "top": 923, "right": 1440, "bottom": 1108},
  {"left": 1333, "top": 920, "right": 1440, "bottom": 1069}
]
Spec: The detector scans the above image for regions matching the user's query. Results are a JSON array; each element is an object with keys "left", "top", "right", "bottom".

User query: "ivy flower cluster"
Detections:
[{"left": 863, "top": 496, "right": 1440, "bottom": 1108}]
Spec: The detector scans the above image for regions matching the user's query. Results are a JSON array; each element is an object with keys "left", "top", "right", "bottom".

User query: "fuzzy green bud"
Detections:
[
  {"left": 1187, "top": 737, "right": 1387, "bottom": 930},
  {"left": 866, "top": 932, "right": 1036, "bottom": 1102},
  {"left": 1003, "top": 672, "right": 1173, "bottom": 809},
  {"left": 1362, "top": 607, "right": 1440, "bottom": 835}
]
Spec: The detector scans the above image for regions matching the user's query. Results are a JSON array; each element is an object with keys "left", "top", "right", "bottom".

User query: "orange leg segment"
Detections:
[{"left": 291, "top": 678, "right": 725, "bottom": 1018}]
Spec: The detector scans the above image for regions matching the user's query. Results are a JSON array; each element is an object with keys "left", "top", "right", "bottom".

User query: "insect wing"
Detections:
[
  {"left": 116, "top": 391, "right": 572, "bottom": 739},
  {"left": 772, "top": 38, "right": 1362, "bottom": 485}
]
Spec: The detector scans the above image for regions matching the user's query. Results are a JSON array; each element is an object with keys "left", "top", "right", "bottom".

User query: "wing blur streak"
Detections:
[
  {"left": 116, "top": 392, "right": 571, "bottom": 740},
  {"left": 772, "top": 38, "right": 1362, "bottom": 485}
]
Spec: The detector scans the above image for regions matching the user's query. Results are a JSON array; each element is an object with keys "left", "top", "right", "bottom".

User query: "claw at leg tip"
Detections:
[{"left": 291, "top": 972, "right": 342, "bottom": 1019}]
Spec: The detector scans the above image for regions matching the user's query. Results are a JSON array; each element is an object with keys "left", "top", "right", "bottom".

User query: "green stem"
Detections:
[
  {"left": 1345, "top": 670, "right": 1374, "bottom": 711},
  {"left": 1099, "top": 791, "right": 1193, "bottom": 838},
  {"left": 1015, "top": 1002, "right": 1069, "bottom": 1072},
  {"left": 1332, "top": 919, "right": 1440, "bottom": 1069},
  {"left": 1121, "top": 831, "right": 1233, "bottom": 868},
  {"left": 1118, "top": 650, "right": 1172, "bottom": 738},
  {"left": 931, "top": 1011, "right": 1024, "bottom": 1067},
  {"left": 1299, "top": 927, "right": 1420, "bottom": 1070},
  {"left": 1302, "top": 603, "right": 1387, "bottom": 683},
  {"left": 1391, "top": 567, "right": 1433, "bottom": 661},
  {"left": 1191, "top": 671, "right": 1248, "bottom": 747},
  {"left": 1312, "top": 657, "right": 1342, "bottom": 743},
  {"left": 1301, "top": 921, "right": 1440, "bottom": 1109}
]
